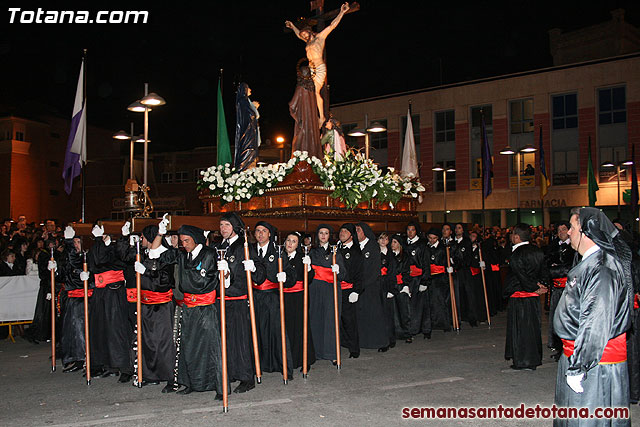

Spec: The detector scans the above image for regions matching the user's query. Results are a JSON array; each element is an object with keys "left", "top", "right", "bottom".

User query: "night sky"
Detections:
[{"left": 2, "top": 1, "right": 639, "bottom": 153}]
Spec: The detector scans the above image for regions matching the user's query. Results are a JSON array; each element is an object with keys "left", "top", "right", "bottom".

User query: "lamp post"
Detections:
[
  {"left": 499, "top": 144, "right": 537, "bottom": 223},
  {"left": 602, "top": 159, "right": 633, "bottom": 216},
  {"left": 432, "top": 164, "right": 456, "bottom": 223},
  {"left": 347, "top": 114, "right": 386, "bottom": 160}
]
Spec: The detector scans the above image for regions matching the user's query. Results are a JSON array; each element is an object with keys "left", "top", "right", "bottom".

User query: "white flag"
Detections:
[
  {"left": 69, "top": 60, "right": 86, "bottom": 164},
  {"left": 401, "top": 108, "right": 418, "bottom": 177}
]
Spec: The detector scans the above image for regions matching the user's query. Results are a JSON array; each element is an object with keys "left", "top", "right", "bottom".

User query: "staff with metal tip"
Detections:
[
  {"left": 217, "top": 248, "right": 230, "bottom": 413},
  {"left": 276, "top": 238, "right": 289, "bottom": 384},
  {"left": 243, "top": 226, "right": 262, "bottom": 384}
]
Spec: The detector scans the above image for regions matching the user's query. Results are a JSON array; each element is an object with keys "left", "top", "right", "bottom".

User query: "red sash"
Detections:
[
  {"left": 312, "top": 265, "right": 334, "bottom": 284},
  {"left": 68, "top": 288, "right": 93, "bottom": 298},
  {"left": 430, "top": 265, "right": 445, "bottom": 275},
  {"left": 635, "top": 294, "right": 640, "bottom": 310},
  {"left": 470, "top": 267, "right": 481, "bottom": 276},
  {"left": 126, "top": 289, "right": 173, "bottom": 304},
  {"left": 491, "top": 264, "right": 500, "bottom": 272},
  {"left": 253, "top": 279, "right": 279, "bottom": 291},
  {"left": 409, "top": 265, "right": 423, "bottom": 277},
  {"left": 381, "top": 267, "right": 388, "bottom": 276},
  {"left": 396, "top": 274, "right": 403, "bottom": 285},
  {"left": 562, "top": 333, "right": 627, "bottom": 364},
  {"left": 183, "top": 290, "right": 217, "bottom": 307},
  {"left": 283, "top": 281, "right": 304, "bottom": 293},
  {"left": 553, "top": 277, "right": 567, "bottom": 288},
  {"left": 340, "top": 281, "right": 353, "bottom": 290},
  {"left": 510, "top": 291, "right": 539, "bottom": 298},
  {"left": 126, "top": 288, "right": 137, "bottom": 302},
  {"left": 94, "top": 270, "right": 125, "bottom": 288},
  {"left": 217, "top": 295, "right": 248, "bottom": 301}
]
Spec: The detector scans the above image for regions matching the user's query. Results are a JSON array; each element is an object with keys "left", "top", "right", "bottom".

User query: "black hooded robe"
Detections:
[
  {"left": 338, "top": 227, "right": 362, "bottom": 355},
  {"left": 405, "top": 234, "right": 430, "bottom": 336},
  {"left": 425, "top": 240, "right": 452, "bottom": 332},
  {"left": 545, "top": 239, "right": 575, "bottom": 352}
]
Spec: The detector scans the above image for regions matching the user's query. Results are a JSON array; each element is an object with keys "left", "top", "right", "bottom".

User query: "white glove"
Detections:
[
  {"left": 446, "top": 266, "right": 454, "bottom": 274},
  {"left": 277, "top": 272, "right": 287, "bottom": 283},
  {"left": 80, "top": 271, "right": 90, "bottom": 282},
  {"left": 479, "top": 261, "right": 486, "bottom": 269},
  {"left": 64, "top": 226, "right": 75, "bottom": 239},
  {"left": 566, "top": 373, "right": 584, "bottom": 393},
  {"left": 243, "top": 259, "right": 256, "bottom": 273},
  {"left": 92, "top": 225, "right": 104, "bottom": 238},
  {"left": 302, "top": 255, "right": 312, "bottom": 271},
  {"left": 134, "top": 261, "right": 146, "bottom": 275},
  {"left": 103, "top": 236, "right": 111, "bottom": 247},
  {"left": 158, "top": 213, "right": 169, "bottom": 235},
  {"left": 204, "top": 230, "right": 210, "bottom": 239},
  {"left": 387, "top": 292, "right": 394, "bottom": 298},
  {"left": 400, "top": 286, "right": 410, "bottom": 296},
  {"left": 348, "top": 292, "right": 358, "bottom": 303},
  {"left": 331, "top": 264, "right": 340, "bottom": 274},
  {"left": 419, "top": 285, "right": 428, "bottom": 292},
  {"left": 48, "top": 260, "right": 57, "bottom": 271},
  {"left": 46, "top": 293, "right": 52, "bottom": 300},
  {"left": 129, "top": 235, "right": 139, "bottom": 246},
  {"left": 122, "top": 221, "right": 131, "bottom": 236},
  {"left": 217, "top": 260, "right": 230, "bottom": 273}
]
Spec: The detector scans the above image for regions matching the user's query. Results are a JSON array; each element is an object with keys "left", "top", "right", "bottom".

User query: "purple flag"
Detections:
[{"left": 62, "top": 59, "right": 86, "bottom": 195}]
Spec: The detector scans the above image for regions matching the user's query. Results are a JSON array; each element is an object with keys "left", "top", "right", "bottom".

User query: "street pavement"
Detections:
[{"left": 1, "top": 310, "right": 637, "bottom": 426}]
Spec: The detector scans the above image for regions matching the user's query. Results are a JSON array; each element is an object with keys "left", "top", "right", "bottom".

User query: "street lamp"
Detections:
[
  {"left": 432, "top": 164, "right": 456, "bottom": 223},
  {"left": 601, "top": 159, "right": 633, "bottom": 215},
  {"left": 347, "top": 115, "right": 386, "bottom": 159},
  {"left": 500, "top": 144, "right": 537, "bottom": 223}
]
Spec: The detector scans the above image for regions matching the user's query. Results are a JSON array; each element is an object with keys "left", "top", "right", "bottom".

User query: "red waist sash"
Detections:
[
  {"left": 283, "top": 281, "right": 304, "bottom": 293},
  {"left": 68, "top": 288, "right": 93, "bottom": 298},
  {"left": 312, "top": 265, "right": 334, "bottom": 284},
  {"left": 253, "top": 279, "right": 279, "bottom": 291},
  {"left": 635, "top": 294, "right": 640, "bottom": 310},
  {"left": 410, "top": 265, "right": 423, "bottom": 277},
  {"left": 127, "top": 289, "right": 174, "bottom": 304},
  {"left": 381, "top": 266, "right": 388, "bottom": 276},
  {"left": 340, "top": 281, "right": 353, "bottom": 290},
  {"left": 217, "top": 294, "right": 248, "bottom": 301},
  {"left": 430, "top": 265, "right": 445, "bottom": 275},
  {"left": 470, "top": 267, "right": 481, "bottom": 276},
  {"left": 396, "top": 274, "right": 403, "bottom": 285},
  {"left": 491, "top": 264, "right": 500, "bottom": 272},
  {"left": 553, "top": 277, "right": 567, "bottom": 288},
  {"left": 94, "top": 270, "right": 125, "bottom": 288},
  {"left": 183, "top": 290, "right": 217, "bottom": 307},
  {"left": 510, "top": 291, "right": 539, "bottom": 298},
  {"left": 126, "top": 288, "right": 136, "bottom": 302},
  {"left": 562, "top": 333, "right": 627, "bottom": 364}
]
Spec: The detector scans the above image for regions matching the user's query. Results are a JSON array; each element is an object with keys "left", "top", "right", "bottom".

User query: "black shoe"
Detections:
[
  {"left": 162, "top": 383, "right": 177, "bottom": 393},
  {"left": 63, "top": 361, "right": 84, "bottom": 373},
  {"left": 233, "top": 380, "right": 255, "bottom": 394},
  {"left": 389, "top": 342, "right": 396, "bottom": 348},
  {"left": 424, "top": 333, "right": 431, "bottom": 340},
  {"left": 299, "top": 365, "right": 312, "bottom": 373},
  {"left": 214, "top": 393, "right": 223, "bottom": 401},
  {"left": 349, "top": 352, "right": 359, "bottom": 358},
  {"left": 90, "top": 368, "right": 105, "bottom": 378},
  {"left": 405, "top": 337, "right": 413, "bottom": 343},
  {"left": 331, "top": 360, "right": 338, "bottom": 366},
  {"left": 176, "top": 387, "right": 193, "bottom": 395},
  {"left": 378, "top": 346, "right": 389, "bottom": 353},
  {"left": 140, "top": 380, "right": 160, "bottom": 387},
  {"left": 117, "top": 373, "right": 131, "bottom": 383}
]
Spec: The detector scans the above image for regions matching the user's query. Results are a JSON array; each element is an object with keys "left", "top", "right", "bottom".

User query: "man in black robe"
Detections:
[
  {"left": 553, "top": 208, "right": 632, "bottom": 426},
  {"left": 355, "top": 223, "right": 389, "bottom": 351},
  {"left": 451, "top": 223, "right": 482, "bottom": 327},
  {"left": 504, "top": 223, "right": 549, "bottom": 370},
  {"left": 545, "top": 221, "right": 575, "bottom": 361},
  {"left": 425, "top": 228, "right": 452, "bottom": 332},
  {"left": 338, "top": 223, "right": 362, "bottom": 358},
  {"left": 150, "top": 220, "right": 225, "bottom": 397},
  {"left": 404, "top": 221, "right": 428, "bottom": 342}
]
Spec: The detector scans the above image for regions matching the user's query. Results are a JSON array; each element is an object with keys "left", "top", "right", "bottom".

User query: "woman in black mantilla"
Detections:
[{"left": 234, "top": 82, "right": 261, "bottom": 172}]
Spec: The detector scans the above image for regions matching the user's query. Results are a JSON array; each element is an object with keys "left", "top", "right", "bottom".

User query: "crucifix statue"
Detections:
[{"left": 285, "top": 2, "right": 359, "bottom": 127}]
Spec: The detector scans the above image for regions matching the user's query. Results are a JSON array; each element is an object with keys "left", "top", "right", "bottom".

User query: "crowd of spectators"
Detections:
[{"left": 0, "top": 216, "right": 61, "bottom": 277}]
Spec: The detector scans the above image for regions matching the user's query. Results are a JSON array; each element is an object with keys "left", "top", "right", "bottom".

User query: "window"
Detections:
[
  {"left": 511, "top": 152, "right": 536, "bottom": 177},
  {"left": 400, "top": 114, "right": 420, "bottom": 146},
  {"left": 434, "top": 160, "right": 456, "bottom": 192},
  {"left": 111, "top": 211, "right": 126, "bottom": 220},
  {"left": 599, "top": 87, "right": 626, "bottom": 125},
  {"left": 175, "top": 171, "right": 189, "bottom": 183},
  {"left": 15, "top": 131, "right": 24, "bottom": 141},
  {"left": 342, "top": 123, "right": 359, "bottom": 148},
  {"left": 510, "top": 99, "right": 534, "bottom": 134},
  {"left": 552, "top": 94, "right": 578, "bottom": 130},
  {"left": 553, "top": 150, "right": 579, "bottom": 185},
  {"left": 160, "top": 172, "right": 173, "bottom": 184},
  {"left": 369, "top": 119, "right": 388, "bottom": 149},
  {"left": 435, "top": 110, "right": 455, "bottom": 143},
  {"left": 194, "top": 168, "right": 207, "bottom": 182},
  {"left": 470, "top": 106, "right": 493, "bottom": 179}
]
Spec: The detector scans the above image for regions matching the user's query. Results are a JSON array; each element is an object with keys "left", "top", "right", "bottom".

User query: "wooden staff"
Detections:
[
  {"left": 82, "top": 251, "right": 91, "bottom": 385},
  {"left": 445, "top": 246, "right": 460, "bottom": 331},
  {"left": 50, "top": 248, "right": 56, "bottom": 372},
  {"left": 302, "top": 245, "right": 309, "bottom": 379},
  {"left": 478, "top": 246, "right": 491, "bottom": 327},
  {"left": 331, "top": 246, "right": 341, "bottom": 369},
  {"left": 277, "top": 244, "right": 288, "bottom": 384},
  {"left": 217, "top": 249, "right": 229, "bottom": 413},
  {"left": 134, "top": 240, "right": 143, "bottom": 387},
  {"left": 243, "top": 227, "right": 262, "bottom": 384}
]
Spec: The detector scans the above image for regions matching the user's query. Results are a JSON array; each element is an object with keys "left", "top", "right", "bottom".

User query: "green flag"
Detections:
[
  {"left": 587, "top": 135, "right": 599, "bottom": 206},
  {"left": 216, "top": 78, "right": 232, "bottom": 166}
]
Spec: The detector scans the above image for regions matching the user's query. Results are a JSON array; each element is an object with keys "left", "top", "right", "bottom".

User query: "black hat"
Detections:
[
  {"left": 339, "top": 223, "right": 356, "bottom": 238},
  {"left": 391, "top": 233, "right": 404, "bottom": 246},
  {"left": 177, "top": 225, "right": 207, "bottom": 245},
  {"left": 221, "top": 212, "right": 245, "bottom": 236},
  {"left": 426, "top": 227, "right": 441, "bottom": 238},
  {"left": 316, "top": 223, "right": 333, "bottom": 235},
  {"left": 142, "top": 225, "right": 159, "bottom": 243},
  {"left": 255, "top": 221, "right": 277, "bottom": 242},
  {"left": 356, "top": 222, "right": 376, "bottom": 241}
]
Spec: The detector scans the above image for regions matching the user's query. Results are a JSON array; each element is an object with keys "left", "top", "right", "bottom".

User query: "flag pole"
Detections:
[
  {"left": 480, "top": 109, "right": 486, "bottom": 231},
  {"left": 81, "top": 49, "right": 87, "bottom": 223}
]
